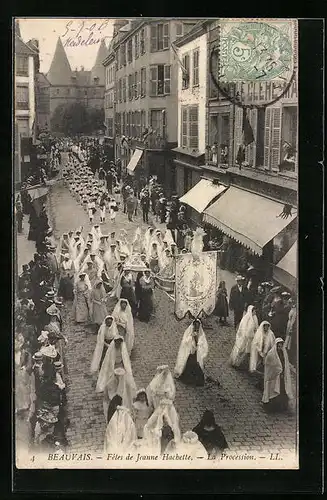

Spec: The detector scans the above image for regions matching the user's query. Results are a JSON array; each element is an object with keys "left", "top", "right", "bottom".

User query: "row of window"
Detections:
[
  {"left": 105, "top": 65, "right": 115, "bottom": 87},
  {"left": 115, "top": 109, "right": 166, "bottom": 138},
  {"left": 53, "top": 88, "right": 101, "bottom": 97},
  {"left": 116, "top": 22, "right": 197, "bottom": 69},
  {"left": 105, "top": 90, "right": 115, "bottom": 109},
  {"left": 116, "top": 65, "right": 171, "bottom": 102},
  {"left": 182, "top": 49, "right": 200, "bottom": 89}
]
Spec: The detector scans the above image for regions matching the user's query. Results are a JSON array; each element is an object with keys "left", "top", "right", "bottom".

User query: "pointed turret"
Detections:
[
  {"left": 91, "top": 39, "right": 107, "bottom": 85},
  {"left": 47, "top": 37, "right": 72, "bottom": 85}
]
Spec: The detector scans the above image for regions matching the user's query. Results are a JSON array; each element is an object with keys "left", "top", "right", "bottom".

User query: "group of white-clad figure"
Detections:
[{"left": 230, "top": 305, "right": 294, "bottom": 409}]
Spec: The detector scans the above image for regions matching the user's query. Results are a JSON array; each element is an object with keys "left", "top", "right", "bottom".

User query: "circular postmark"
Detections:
[{"left": 219, "top": 21, "right": 293, "bottom": 83}]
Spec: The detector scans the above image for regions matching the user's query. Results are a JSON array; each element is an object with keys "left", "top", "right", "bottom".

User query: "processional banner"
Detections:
[{"left": 174, "top": 251, "right": 217, "bottom": 319}]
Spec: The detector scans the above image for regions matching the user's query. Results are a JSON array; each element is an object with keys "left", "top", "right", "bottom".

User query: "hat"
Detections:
[
  {"left": 90, "top": 252, "right": 96, "bottom": 257},
  {"left": 37, "top": 409, "right": 58, "bottom": 424},
  {"left": 45, "top": 289, "right": 55, "bottom": 298},
  {"left": 32, "top": 351, "right": 43, "bottom": 361},
  {"left": 55, "top": 297, "right": 63, "bottom": 306},
  {"left": 236, "top": 275, "right": 245, "bottom": 281},
  {"left": 281, "top": 291, "right": 291, "bottom": 297},
  {"left": 79, "top": 272, "right": 86, "bottom": 277},
  {"left": 38, "top": 331, "right": 49, "bottom": 343},
  {"left": 114, "top": 367, "right": 126, "bottom": 376},
  {"left": 46, "top": 304, "right": 60, "bottom": 316},
  {"left": 53, "top": 361, "right": 64, "bottom": 370}
]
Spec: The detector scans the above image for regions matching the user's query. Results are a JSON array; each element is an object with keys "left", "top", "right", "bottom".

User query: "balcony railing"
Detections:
[{"left": 131, "top": 135, "right": 168, "bottom": 150}]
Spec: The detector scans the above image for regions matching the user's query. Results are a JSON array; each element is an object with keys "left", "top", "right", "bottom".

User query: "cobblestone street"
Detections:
[{"left": 45, "top": 157, "right": 297, "bottom": 459}]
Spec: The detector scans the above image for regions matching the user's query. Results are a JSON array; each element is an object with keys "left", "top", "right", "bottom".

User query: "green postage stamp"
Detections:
[{"left": 219, "top": 19, "right": 295, "bottom": 83}]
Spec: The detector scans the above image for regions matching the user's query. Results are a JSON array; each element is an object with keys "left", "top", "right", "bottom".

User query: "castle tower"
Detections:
[
  {"left": 46, "top": 37, "right": 72, "bottom": 85},
  {"left": 91, "top": 39, "right": 107, "bottom": 86}
]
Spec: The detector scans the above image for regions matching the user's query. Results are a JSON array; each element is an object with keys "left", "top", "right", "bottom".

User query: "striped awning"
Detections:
[
  {"left": 273, "top": 241, "right": 297, "bottom": 289},
  {"left": 203, "top": 186, "right": 297, "bottom": 255},
  {"left": 179, "top": 179, "right": 227, "bottom": 214}
]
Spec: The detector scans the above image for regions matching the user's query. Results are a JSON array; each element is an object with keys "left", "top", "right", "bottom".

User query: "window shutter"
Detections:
[
  {"left": 150, "top": 66, "right": 157, "bottom": 96},
  {"left": 164, "top": 65, "right": 171, "bottom": 94},
  {"left": 137, "top": 71, "right": 141, "bottom": 99},
  {"left": 264, "top": 108, "right": 272, "bottom": 169},
  {"left": 193, "top": 49, "right": 199, "bottom": 86},
  {"left": 150, "top": 25, "right": 157, "bottom": 52},
  {"left": 233, "top": 107, "right": 243, "bottom": 163},
  {"left": 163, "top": 23, "right": 169, "bottom": 49},
  {"left": 181, "top": 107, "right": 188, "bottom": 147},
  {"left": 245, "top": 108, "right": 257, "bottom": 166},
  {"left": 271, "top": 107, "right": 282, "bottom": 171},
  {"left": 189, "top": 106, "right": 198, "bottom": 150},
  {"left": 176, "top": 22, "right": 183, "bottom": 38}
]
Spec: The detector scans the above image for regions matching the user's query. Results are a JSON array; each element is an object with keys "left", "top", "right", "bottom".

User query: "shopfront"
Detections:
[{"left": 203, "top": 186, "right": 297, "bottom": 279}]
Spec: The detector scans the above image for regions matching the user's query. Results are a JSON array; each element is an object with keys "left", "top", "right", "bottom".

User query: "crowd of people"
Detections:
[{"left": 15, "top": 137, "right": 296, "bottom": 458}]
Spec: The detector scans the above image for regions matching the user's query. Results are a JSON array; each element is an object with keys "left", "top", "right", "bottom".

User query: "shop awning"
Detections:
[
  {"left": 179, "top": 179, "right": 227, "bottom": 214},
  {"left": 203, "top": 186, "right": 297, "bottom": 255},
  {"left": 273, "top": 241, "right": 297, "bottom": 290},
  {"left": 127, "top": 148, "right": 143, "bottom": 174}
]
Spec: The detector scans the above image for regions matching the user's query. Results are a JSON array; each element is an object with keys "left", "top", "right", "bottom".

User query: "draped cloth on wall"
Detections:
[{"left": 174, "top": 251, "right": 217, "bottom": 320}]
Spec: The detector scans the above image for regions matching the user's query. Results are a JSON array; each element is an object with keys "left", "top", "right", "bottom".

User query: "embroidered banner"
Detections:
[{"left": 174, "top": 251, "right": 217, "bottom": 319}]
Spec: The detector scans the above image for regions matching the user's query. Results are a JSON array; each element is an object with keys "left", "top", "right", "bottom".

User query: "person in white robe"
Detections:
[
  {"left": 143, "top": 227, "right": 154, "bottom": 255},
  {"left": 103, "top": 405, "right": 137, "bottom": 454},
  {"left": 102, "top": 367, "right": 136, "bottom": 420},
  {"left": 56, "top": 233, "right": 70, "bottom": 264},
  {"left": 96, "top": 336, "right": 136, "bottom": 394},
  {"left": 190, "top": 227, "right": 206, "bottom": 256},
  {"left": 143, "top": 399, "right": 181, "bottom": 455},
  {"left": 163, "top": 229, "right": 175, "bottom": 249},
  {"left": 131, "top": 227, "right": 143, "bottom": 254},
  {"left": 249, "top": 321, "right": 276, "bottom": 373},
  {"left": 132, "top": 389, "right": 152, "bottom": 439},
  {"left": 90, "top": 315, "right": 119, "bottom": 374},
  {"left": 91, "top": 224, "right": 102, "bottom": 244},
  {"left": 146, "top": 365, "right": 176, "bottom": 411},
  {"left": 112, "top": 298, "right": 134, "bottom": 354},
  {"left": 230, "top": 305, "right": 259, "bottom": 368},
  {"left": 262, "top": 338, "right": 294, "bottom": 412},
  {"left": 109, "top": 263, "right": 123, "bottom": 299},
  {"left": 174, "top": 319, "right": 208, "bottom": 387},
  {"left": 166, "top": 430, "right": 208, "bottom": 459},
  {"left": 89, "top": 279, "right": 108, "bottom": 329}
]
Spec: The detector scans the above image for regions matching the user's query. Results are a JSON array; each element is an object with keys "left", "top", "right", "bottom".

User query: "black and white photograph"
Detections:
[{"left": 14, "top": 17, "right": 299, "bottom": 470}]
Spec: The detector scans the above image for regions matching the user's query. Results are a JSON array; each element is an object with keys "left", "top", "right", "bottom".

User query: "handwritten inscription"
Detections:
[{"left": 62, "top": 20, "right": 110, "bottom": 48}]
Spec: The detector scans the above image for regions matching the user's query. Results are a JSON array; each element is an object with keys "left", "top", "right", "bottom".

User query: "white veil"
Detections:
[
  {"left": 103, "top": 406, "right": 137, "bottom": 454},
  {"left": 173, "top": 431, "right": 208, "bottom": 459},
  {"left": 174, "top": 321, "right": 208, "bottom": 377},
  {"left": 143, "top": 399, "right": 181, "bottom": 454},
  {"left": 230, "top": 305, "right": 259, "bottom": 366},
  {"left": 90, "top": 316, "right": 119, "bottom": 374},
  {"left": 96, "top": 337, "right": 136, "bottom": 393},
  {"left": 146, "top": 365, "right": 176, "bottom": 410},
  {"left": 112, "top": 299, "right": 135, "bottom": 353},
  {"left": 249, "top": 321, "right": 276, "bottom": 373}
]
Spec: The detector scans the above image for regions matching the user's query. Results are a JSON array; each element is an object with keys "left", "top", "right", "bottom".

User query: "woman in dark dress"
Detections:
[
  {"left": 193, "top": 410, "right": 228, "bottom": 457},
  {"left": 120, "top": 269, "right": 137, "bottom": 316},
  {"left": 174, "top": 319, "right": 208, "bottom": 387},
  {"left": 138, "top": 270, "right": 154, "bottom": 322},
  {"left": 214, "top": 281, "right": 229, "bottom": 324}
]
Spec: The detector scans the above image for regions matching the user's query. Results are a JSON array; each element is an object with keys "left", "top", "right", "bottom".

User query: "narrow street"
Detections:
[{"left": 46, "top": 155, "right": 297, "bottom": 457}]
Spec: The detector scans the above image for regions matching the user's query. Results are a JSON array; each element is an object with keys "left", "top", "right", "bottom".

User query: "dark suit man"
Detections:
[{"left": 229, "top": 276, "right": 248, "bottom": 329}]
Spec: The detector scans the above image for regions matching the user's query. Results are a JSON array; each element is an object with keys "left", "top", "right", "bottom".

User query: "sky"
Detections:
[{"left": 18, "top": 18, "right": 115, "bottom": 73}]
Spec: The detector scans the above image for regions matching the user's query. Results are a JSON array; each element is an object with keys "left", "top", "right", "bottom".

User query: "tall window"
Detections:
[
  {"left": 141, "top": 110, "right": 146, "bottom": 133},
  {"left": 140, "top": 27, "right": 146, "bottom": 55},
  {"left": 16, "top": 85, "right": 29, "bottom": 110},
  {"left": 120, "top": 43, "right": 126, "bottom": 67},
  {"left": 134, "top": 33, "right": 139, "bottom": 59},
  {"left": 140, "top": 67, "right": 146, "bottom": 97},
  {"left": 150, "top": 109, "right": 165, "bottom": 137},
  {"left": 135, "top": 111, "right": 141, "bottom": 138},
  {"left": 150, "top": 65, "right": 171, "bottom": 96},
  {"left": 192, "top": 49, "right": 199, "bottom": 87},
  {"left": 107, "top": 117, "right": 113, "bottom": 137},
  {"left": 16, "top": 56, "right": 29, "bottom": 76},
  {"left": 128, "top": 74, "right": 133, "bottom": 100},
  {"left": 127, "top": 39, "right": 133, "bottom": 64},
  {"left": 150, "top": 23, "right": 169, "bottom": 52},
  {"left": 182, "top": 54, "right": 190, "bottom": 89},
  {"left": 118, "top": 79, "right": 122, "bottom": 102},
  {"left": 134, "top": 71, "right": 138, "bottom": 99},
  {"left": 131, "top": 112, "right": 135, "bottom": 137},
  {"left": 181, "top": 105, "right": 199, "bottom": 150},
  {"left": 122, "top": 112, "right": 126, "bottom": 136},
  {"left": 116, "top": 113, "right": 121, "bottom": 135},
  {"left": 126, "top": 112, "right": 130, "bottom": 137},
  {"left": 122, "top": 77, "right": 126, "bottom": 102},
  {"left": 137, "top": 71, "right": 141, "bottom": 99},
  {"left": 175, "top": 22, "right": 183, "bottom": 38}
]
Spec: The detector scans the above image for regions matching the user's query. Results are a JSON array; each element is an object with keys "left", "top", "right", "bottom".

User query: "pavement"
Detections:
[{"left": 43, "top": 154, "right": 297, "bottom": 458}]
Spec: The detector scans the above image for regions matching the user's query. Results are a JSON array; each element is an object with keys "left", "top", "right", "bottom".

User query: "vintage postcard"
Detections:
[{"left": 14, "top": 17, "right": 299, "bottom": 470}]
